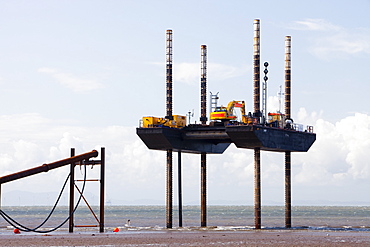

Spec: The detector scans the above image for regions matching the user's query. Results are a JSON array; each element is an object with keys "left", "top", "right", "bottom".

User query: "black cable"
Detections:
[
  {"left": 0, "top": 172, "right": 70, "bottom": 231},
  {"left": 0, "top": 163, "right": 88, "bottom": 233}
]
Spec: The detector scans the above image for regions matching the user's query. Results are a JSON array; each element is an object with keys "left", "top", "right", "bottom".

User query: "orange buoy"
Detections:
[
  {"left": 113, "top": 227, "right": 119, "bottom": 232},
  {"left": 13, "top": 228, "right": 21, "bottom": 234}
]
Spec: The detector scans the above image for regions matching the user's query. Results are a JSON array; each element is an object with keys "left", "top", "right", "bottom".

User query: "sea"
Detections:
[{"left": 0, "top": 205, "right": 369, "bottom": 234}]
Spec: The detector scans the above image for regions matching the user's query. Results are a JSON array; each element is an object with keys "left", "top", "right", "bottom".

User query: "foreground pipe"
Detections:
[
  {"left": 285, "top": 36, "right": 292, "bottom": 228},
  {"left": 0, "top": 150, "right": 98, "bottom": 184},
  {"left": 69, "top": 148, "right": 75, "bottom": 233}
]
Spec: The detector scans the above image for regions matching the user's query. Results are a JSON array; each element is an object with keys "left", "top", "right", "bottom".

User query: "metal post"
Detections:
[
  {"left": 285, "top": 36, "right": 292, "bottom": 228},
  {"left": 69, "top": 148, "right": 75, "bottom": 233},
  {"left": 253, "top": 19, "right": 262, "bottom": 230},
  {"left": 285, "top": 151, "right": 291, "bottom": 228},
  {"left": 285, "top": 36, "right": 291, "bottom": 120},
  {"left": 166, "top": 150, "right": 173, "bottom": 228},
  {"left": 254, "top": 148, "right": 261, "bottom": 229},
  {"left": 200, "top": 44, "right": 208, "bottom": 227},
  {"left": 166, "top": 29, "right": 173, "bottom": 120},
  {"left": 99, "top": 147, "right": 105, "bottom": 232},
  {"left": 253, "top": 19, "right": 261, "bottom": 117},
  {"left": 200, "top": 45, "right": 207, "bottom": 124},
  {"left": 201, "top": 153, "right": 207, "bottom": 227},
  {"left": 178, "top": 151, "right": 182, "bottom": 227},
  {"left": 165, "top": 29, "right": 174, "bottom": 229}
]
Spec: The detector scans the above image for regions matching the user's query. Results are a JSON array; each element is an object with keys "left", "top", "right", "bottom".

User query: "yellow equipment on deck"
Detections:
[
  {"left": 210, "top": 100, "right": 248, "bottom": 123},
  {"left": 142, "top": 115, "right": 186, "bottom": 128}
]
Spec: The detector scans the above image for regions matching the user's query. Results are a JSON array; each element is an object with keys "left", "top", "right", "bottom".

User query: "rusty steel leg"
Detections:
[
  {"left": 100, "top": 147, "right": 105, "bottom": 233},
  {"left": 285, "top": 151, "right": 291, "bottom": 228},
  {"left": 254, "top": 148, "right": 261, "bottom": 229},
  {"left": 201, "top": 153, "right": 207, "bottom": 227},
  {"left": 166, "top": 150, "right": 173, "bottom": 228},
  {"left": 178, "top": 151, "right": 183, "bottom": 227},
  {"left": 69, "top": 148, "right": 75, "bottom": 233}
]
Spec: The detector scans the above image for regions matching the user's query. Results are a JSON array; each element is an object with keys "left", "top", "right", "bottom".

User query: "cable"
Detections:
[{"left": 0, "top": 163, "right": 88, "bottom": 233}]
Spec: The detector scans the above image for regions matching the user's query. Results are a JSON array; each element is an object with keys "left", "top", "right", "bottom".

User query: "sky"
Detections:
[{"left": 0, "top": 0, "right": 370, "bottom": 207}]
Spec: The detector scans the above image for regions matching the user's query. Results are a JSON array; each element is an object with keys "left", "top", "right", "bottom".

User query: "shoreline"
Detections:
[{"left": 1, "top": 229, "right": 370, "bottom": 246}]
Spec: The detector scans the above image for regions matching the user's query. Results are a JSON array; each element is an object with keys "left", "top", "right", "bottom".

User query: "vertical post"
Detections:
[
  {"left": 253, "top": 19, "right": 262, "bottom": 229},
  {"left": 166, "top": 29, "right": 173, "bottom": 120},
  {"left": 69, "top": 148, "right": 75, "bottom": 233},
  {"left": 165, "top": 29, "right": 174, "bottom": 229},
  {"left": 285, "top": 36, "right": 291, "bottom": 120},
  {"left": 254, "top": 148, "right": 261, "bottom": 229},
  {"left": 200, "top": 153, "right": 207, "bottom": 227},
  {"left": 253, "top": 19, "right": 261, "bottom": 118},
  {"left": 200, "top": 44, "right": 208, "bottom": 228},
  {"left": 285, "top": 151, "right": 291, "bottom": 228},
  {"left": 166, "top": 150, "right": 173, "bottom": 228},
  {"left": 100, "top": 147, "right": 105, "bottom": 232},
  {"left": 285, "top": 36, "right": 292, "bottom": 228},
  {"left": 178, "top": 151, "right": 182, "bottom": 227},
  {"left": 200, "top": 45, "right": 207, "bottom": 124}
]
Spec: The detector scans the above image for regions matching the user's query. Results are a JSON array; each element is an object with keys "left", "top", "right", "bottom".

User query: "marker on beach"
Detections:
[
  {"left": 13, "top": 228, "right": 20, "bottom": 234},
  {"left": 113, "top": 227, "right": 119, "bottom": 232}
]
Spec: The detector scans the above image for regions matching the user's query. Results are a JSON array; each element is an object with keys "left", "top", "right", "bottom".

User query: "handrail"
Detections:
[{"left": 0, "top": 150, "right": 98, "bottom": 184}]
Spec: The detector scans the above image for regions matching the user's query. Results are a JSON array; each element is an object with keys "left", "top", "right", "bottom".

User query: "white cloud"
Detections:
[
  {"left": 291, "top": 19, "right": 341, "bottom": 31},
  {"left": 38, "top": 67, "right": 104, "bottom": 92},
  {"left": 290, "top": 19, "right": 370, "bottom": 59},
  {"left": 1, "top": 111, "right": 369, "bottom": 205},
  {"left": 294, "top": 112, "right": 370, "bottom": 185}
]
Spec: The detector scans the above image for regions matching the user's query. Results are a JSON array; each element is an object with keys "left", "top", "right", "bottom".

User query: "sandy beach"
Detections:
[{"left": 1, "top": 229, "right": 369, "bottom": 246}]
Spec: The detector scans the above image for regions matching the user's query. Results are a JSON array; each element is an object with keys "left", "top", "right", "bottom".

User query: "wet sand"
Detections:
[{"left": 1, "top": 230, "right": 370, "bottom": 246}]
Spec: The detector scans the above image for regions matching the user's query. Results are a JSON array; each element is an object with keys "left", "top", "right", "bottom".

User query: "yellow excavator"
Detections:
[{"left": 210, "top": 100, "right": 249, "bottom": 123}]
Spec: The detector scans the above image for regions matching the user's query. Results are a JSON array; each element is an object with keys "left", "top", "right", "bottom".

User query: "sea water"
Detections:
[{"left": 0, "top": 206, "right": 369, "bottom": 233}]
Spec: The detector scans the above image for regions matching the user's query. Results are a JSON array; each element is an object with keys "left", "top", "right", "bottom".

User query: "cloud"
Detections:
[
  {"left": 294, "top": 112, "right": 370, "bottom": 185},
  {"left": 291, "top": 19, "right": 341, "bottom": 32},
  {"left": 1, "top": 111, "right": 370, "bottom": 205},
  {"left": 38, "top": 67, "right": 104, "bottom": 92},
  {"left": 290, "top": 19, "right": 370, "bottom": 59}
]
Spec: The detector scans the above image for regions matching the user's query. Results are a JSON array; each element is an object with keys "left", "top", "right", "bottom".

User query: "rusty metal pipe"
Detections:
[
  {"left": 200, "top": 45, "right": 207, "bottom": 124},
  {"left": 201, "top": 153, "right": 207, "bottom": 227},
  {"left": 166, "top": 150, "right": 173, "bottom": 228},
  {"left": 253, "top": 19, "right": 261, "bottom": 116},
  {"left": 285, "top": 151, "right": 291, "bottom": 228},
  {"left": 178, "top": 151, "right": 183, "bottom": 227},
  {"left": 285, "top": 36, "right": 291, "bottom": 119},
  {"left": 0, "top": 150, "right": 98, "bottom": 185},
  {"left": 285, "top": 36, "right": 292, "bottom": 228},
  {"left": 99, "top": 147, "right": 105, "bottom": 233},
  {"left": 254, "top": 147, "right": 261, "bottom": 229},
  {"left": 69, "top": 148, "right": 76, "bottom": 233},
  {"left": 166, "top": 29, "right": 173, "bottom": 120}
]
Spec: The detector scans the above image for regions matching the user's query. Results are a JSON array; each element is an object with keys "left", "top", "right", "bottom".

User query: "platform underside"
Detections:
[
  {"left": 136, "top": 124, "right": 316, "bottom": 154},
  {"left": 225, "top": 125, "right": 316, "bottom": 152},
  {"left": 136, "top": 127, "right": 230, "bottom": 154}
]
